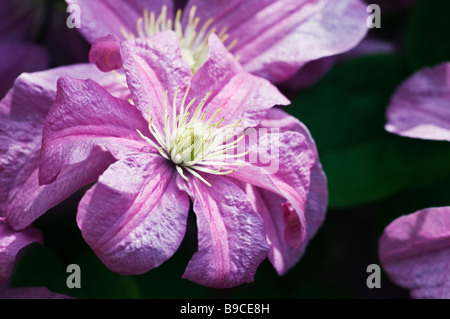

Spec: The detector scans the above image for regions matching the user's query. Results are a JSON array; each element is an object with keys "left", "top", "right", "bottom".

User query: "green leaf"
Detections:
[
  {"left": 406, "top": 0, "right": 450, "bottom": 71},
  {"left": 288, "top": 54, "right": 450, "bottom": 208}
]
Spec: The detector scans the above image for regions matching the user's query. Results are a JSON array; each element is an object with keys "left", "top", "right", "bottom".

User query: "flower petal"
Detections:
[
  {"left": 77, "top": 153, "right": 189, "bottom": 275},
  {"left": 230, "top": 108, "right": 327, "bottom": 274},
  {"left": 0, "top": 219, "right": 42, "bottom": 285},
  {"left": 40, "top": 76, "right": 149, "bottom": 185},
  {"left": 89, "top": 34, "right": 122, "bottom": 72},
  {"left": 190, "top": 34, "right": 290, "bottom": 128},
  {"left": 231, "top": 132, "right": 315, "bottom": 273},
  {"left": 66, "top": 0, "right": 173, "bottom": 43},
  {"left": 185, "top": 0, "right": 368, "bottom": 82},
  {"left": 1, "top": 64, "right": 129, "bottom": 228},
  {"left": 385, "top": 62, "right": 450, "bottom": 141},
  {"left": 179, "top": 175, "right": 269, "bottom": 288},
  {"left": 379, "top": 206, "right": 450, "bottom": 299},
  {"left": 119, "top": 31, "right": 192, "bottom": 128},
  {"left": 0, "top": 286, "right": 73, "bottom": 299},
  {"left": 5, "top": 147, "right": 115, "bottom": 230}
]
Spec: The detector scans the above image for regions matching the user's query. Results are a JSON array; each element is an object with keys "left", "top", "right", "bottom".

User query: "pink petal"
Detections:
[
  {"left": 66, "top": 0, "right": 173, "bottom": 43},
  {"left": 77, "top": 154, "right": 189, "bottom": 275},
  {"left": 385, "top": 62, "right": 450, "bottom": 141},
  {"left": 5, "top": 147, "right": 115, "bottom": 230},
  {"left": 0, "top": 286, "right": 73, "bottom": 299},
  {"left": 179, "top": 176, "right": 269, "bottom": 288},
  {"left": 259, "top": 108, "right": 328, "bottom": 273},
  {"left": 0, "top": 219, "right": 42, "bottom": 285},
  {"left": 190, "top": 34, "right": 290, "bottom": 128},
  {"left": 185, "top": 0, "right": 368, "bottom": 82},
  {"left": 379, "top": 206, "right": 450, "bottom": 299},
  {"left": 119, "top": 32, "right": 192, "bottom": 129},
  {"left": 1, "top": 64, "right": 129, "bottom": 228},
  {"left": 230, "top": 126, "right": 319, "bottom": 274},
  {"left": 89, "top": 35, "right": 122, "bottom": 72},
  {"left": 40, "top": 76, "right": 149, "bottom": 185}
]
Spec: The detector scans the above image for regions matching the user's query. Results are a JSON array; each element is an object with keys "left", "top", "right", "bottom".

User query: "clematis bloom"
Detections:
[
  {"left": 380, "top": 62, "right": 450, "bottom": 299},
  {"left": 70, "top": 0, "right": 368, "bottom": 82},
  {"left": 39, "top": 31, "right": 327, "bottom": 287}
]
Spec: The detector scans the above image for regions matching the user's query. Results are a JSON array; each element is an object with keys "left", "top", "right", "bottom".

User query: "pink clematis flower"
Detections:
[
  {"left": 0, "top": 64, "right": 128, "bottom": 231},
  {"left": 380, "top": 62, "right": 450, "bottom": 298},
  {"left": 69, "top": 0, "right": 368, "bottom": 83},
  {"left": 39, "top": 31, "right": 327, "bottom": 287}
]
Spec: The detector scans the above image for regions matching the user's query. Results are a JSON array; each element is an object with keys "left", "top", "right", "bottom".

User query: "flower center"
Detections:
[
  {"left": 137, "top": 88, "right": 248, "bottom": 186},
  {"left": 121, "top": 5, "right": 238, "bottom": 74}
]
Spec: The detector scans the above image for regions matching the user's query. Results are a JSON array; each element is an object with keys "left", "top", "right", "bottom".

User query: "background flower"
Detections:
[
  {"left": 69, "top": 0, "right": 368, "bottom": 82},
  {"left": 379, "top": 62, "right": 450, "bottom": 299}
]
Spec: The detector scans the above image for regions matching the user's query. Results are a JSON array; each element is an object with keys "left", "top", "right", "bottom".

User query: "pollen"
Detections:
[
  {"left": 121, "top": 5, "right": 238, "bottom": 74},
  {"left": 137, "top": 87, "right": 248, "bottom": 187}
]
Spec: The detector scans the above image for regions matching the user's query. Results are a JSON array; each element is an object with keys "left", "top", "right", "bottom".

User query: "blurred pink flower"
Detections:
[
  {"left": 380, "top": 62, "right": 450, "bottom": 299},
  {"left": 69, "top": 0, "right": 368, "bottom": 82},
  {"left": 379, "top": 206, "right": 450, "bottom": 299},
  {"left": 39, "top": 32, "right": 327, "bottom": 287},
  {"left": 385, "top": 62, "right": 450, "bottom": 141}
]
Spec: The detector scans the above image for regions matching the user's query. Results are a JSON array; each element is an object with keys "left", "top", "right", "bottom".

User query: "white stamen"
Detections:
[
  {"left": 137, "top": 88, "right": 247, "bottom": 186},
  {"left": 121, "top": 5, "right": 238, "bottom": 74}
]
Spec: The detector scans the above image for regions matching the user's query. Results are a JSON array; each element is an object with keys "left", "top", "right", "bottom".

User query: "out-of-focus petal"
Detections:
[
  {"left": 66, "top": 0, "right": 173, "bottom": 43},
  {"left": 179, "top": 175, "right": 269, "bottom": 288},
  {"left": 40, "top": 76, "right": 149, "bottom": 185},
  {"left": 5, "top": 147, "right": 115, "bottom": 230},
  {"left": 379, "top": 206, "right": 450, "bottom": 299},
  {"left": 89, "top": 35, "right": 122, "bottom": 72},
  {"left": 0, "top": 219, "right": 42, "bottom": 285},
  {"left": 0, "top": 286, "right": 74, "bottom": 299},
  {"left": 77, "top": 153, "right": 189, "bottom": 275},
  {"left": 185, "top": 0, "right": 368, "bottom": 82},
  {"left": 385, "top": 62, "right": 450, "bottom": 141},
  {"left": 190, "top": 35, "right": 290, "bottom": 128},
  {"left": 281, "top": 37, "right": 396, "bottom": 92}
]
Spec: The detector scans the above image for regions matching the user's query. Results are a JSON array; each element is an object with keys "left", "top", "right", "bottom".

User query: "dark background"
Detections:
[{"left": 9, "top": 0, "right": 450, "bottom": 298}]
